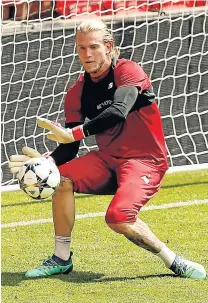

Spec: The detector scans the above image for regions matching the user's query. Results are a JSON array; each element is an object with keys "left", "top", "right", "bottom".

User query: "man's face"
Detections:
[{"left": 76, "top": 30, "right": 111, "bottom": 77}]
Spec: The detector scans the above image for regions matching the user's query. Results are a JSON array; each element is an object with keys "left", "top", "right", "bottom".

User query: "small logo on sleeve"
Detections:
[
  {"left": 97, "top": 100, "right": 113, "bottom": 110},
  {"left": 141, "top": 174, "right": 151, "bottom": 184}
]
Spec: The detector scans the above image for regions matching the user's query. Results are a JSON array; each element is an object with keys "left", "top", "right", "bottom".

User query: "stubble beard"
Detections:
[{"left": 85, "top": 58, "right": 106, "bottom": 75}]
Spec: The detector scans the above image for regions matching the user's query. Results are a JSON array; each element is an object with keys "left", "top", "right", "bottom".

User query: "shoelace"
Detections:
[
  {"left": 42, "top": 257, "right": 58, "bottom": 268},
  {"left": 40, "top": 252, "right": 73, "bottom": 269},
  {"left": 173, "top": 256, "right": 195, "bottom": 277}
]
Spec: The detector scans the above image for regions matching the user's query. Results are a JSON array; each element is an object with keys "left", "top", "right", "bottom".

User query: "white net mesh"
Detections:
[{"left": 1, "top": 2, "right": 208, "bottom": 188}]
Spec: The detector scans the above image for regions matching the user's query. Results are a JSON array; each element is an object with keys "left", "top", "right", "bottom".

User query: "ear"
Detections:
[{"left": 105, "top": 42, "right": 112, "bottom": 53}]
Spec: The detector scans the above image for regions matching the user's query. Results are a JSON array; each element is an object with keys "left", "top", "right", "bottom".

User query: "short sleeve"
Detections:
[
  {"left": 64, "top": 75, "right": 85, "bottom": 123},
  {"left": 114, "top": 59, "right": 152, "bottom": 92}
]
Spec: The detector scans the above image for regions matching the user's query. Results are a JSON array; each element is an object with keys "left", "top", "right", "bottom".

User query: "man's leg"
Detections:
[
  {"left": 107, "top": 218, "right": 206, "bottom": 280},
  {"left": 107, "top": 218, "right": 176, "bottom": 264},
  {"left": 52, "top": 177, "right": 75, "bottom": 261},
  {"left": 53, "top": 178, "right": 75, "bottom": 237},
  {"left": 106, "top": 159, "right": 206, "bottom": 280},
  {"left": 25, "top": 151, "right": 116, "bottom": 278},
  {"left": 25, "top": 177, "right": 75, "bottom": 278}
]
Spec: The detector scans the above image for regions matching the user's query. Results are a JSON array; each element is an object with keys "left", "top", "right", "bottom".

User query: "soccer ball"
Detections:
[{"left": 17, "top": 157, "right": 60, "bottom": 200}]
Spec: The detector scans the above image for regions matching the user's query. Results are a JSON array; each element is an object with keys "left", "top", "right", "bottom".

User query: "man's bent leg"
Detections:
[
  {"left": 108, "top": 219, "right": 176, "bottom": 267},
  {"left": 108, "top": 218, "right": 163, "bottom": 253},
  {"left": 107, "top": 219, "right": 206, "bottom": 280},
  {"left": 105, "top": 159, "right": 206, "bottom": 280}
]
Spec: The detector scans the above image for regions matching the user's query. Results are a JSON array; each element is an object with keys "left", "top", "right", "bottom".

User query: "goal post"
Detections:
[{"left": 1, "top": 4, "right": 208, "bottom": 191}]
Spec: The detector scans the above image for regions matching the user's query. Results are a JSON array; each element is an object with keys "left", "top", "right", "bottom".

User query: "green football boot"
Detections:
[
  {"left": 25, "top": 253, "right": 73, "bottom": 278},
  {"left": 170, "top": 255, "right": 206, "bottom": 280}
]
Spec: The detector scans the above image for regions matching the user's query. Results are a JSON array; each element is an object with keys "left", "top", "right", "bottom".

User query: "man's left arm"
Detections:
[
  {"left": 82, "top": 85, "right": 138, "bottom": 136},
  {"left": 37, "top": 85, "right": 138, "bottom": 143},
  {"left": 75, "top": 60, "right": 154, "bottom": 137},
  {"left": 37, "top": 61, "right": 152, "bottom": 143}
]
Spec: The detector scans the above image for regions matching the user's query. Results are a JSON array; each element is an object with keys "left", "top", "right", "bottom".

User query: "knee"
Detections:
[
  {"left": 105, "top": 207, "right": 137, "bottom": 231},
  {"left": 106, "top": 221, "right": 129, "bottom": 234},
  {"left": 54, "top": 176, "right": 74, "bottom": 194}
]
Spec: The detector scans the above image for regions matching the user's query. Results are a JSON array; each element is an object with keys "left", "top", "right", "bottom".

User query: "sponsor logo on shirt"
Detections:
[{"left": 97, "top": 100, "right": 113, "bottom": 110}]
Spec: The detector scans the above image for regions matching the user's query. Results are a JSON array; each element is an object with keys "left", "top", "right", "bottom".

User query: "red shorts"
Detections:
[{"left": 59, "top": 151, "right": 166, "bottom": 223}]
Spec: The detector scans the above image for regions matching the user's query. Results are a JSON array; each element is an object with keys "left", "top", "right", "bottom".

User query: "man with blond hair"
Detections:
[{"left": 9, "top": 19, "right": 206, "bottom": 279}]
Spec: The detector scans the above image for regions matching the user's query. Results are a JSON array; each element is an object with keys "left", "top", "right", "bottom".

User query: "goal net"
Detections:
[{"left": 1, "top": 1, "right": 208, "bottom": 191}]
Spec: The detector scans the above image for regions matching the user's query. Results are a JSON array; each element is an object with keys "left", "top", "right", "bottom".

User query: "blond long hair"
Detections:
[{"left": 75, "top": 19, "right": 120, "bottom": 60}]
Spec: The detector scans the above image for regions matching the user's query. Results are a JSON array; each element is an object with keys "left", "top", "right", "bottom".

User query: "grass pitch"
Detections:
[{"left": 1, "top": 170, "right": 208, "bottom": 303}]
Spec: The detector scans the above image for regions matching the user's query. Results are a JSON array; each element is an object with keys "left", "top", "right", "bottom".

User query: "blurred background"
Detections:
[
  {"left": 1, "top": 1, "right": 208, "bottom": 189},
  {"left": 2, "top": 0, "right": 207, "bottom": 21}
]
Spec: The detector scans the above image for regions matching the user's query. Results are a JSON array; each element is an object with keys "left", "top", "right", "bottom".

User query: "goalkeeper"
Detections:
[{"left": 9, "top": 19, "right": 206, "bottom": 280}]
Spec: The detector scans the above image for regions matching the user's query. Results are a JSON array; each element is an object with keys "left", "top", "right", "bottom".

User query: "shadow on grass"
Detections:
[
  {"left": 2, "top": 194, "right": 94, "bottom": 208},
  {"left": 1, "top": 271, "right": 176, "bottom": 286},
  {"left": 59, "top": 272, "right": 176, "bottom": 283},
  {"left": 1, "top": 271, "right": 104, "bottom": 286}
]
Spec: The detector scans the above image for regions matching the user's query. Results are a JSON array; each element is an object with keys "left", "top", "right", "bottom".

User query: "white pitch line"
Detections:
[{"left": 1, "top": 199, "right": 208, "bottom": 229}]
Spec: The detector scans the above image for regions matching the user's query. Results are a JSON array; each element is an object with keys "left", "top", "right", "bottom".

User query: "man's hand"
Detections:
[
  {"left": 8, "top": 146, "right": 41, "bottom": 174},
  {"left": 37, "top": 117, "right": 85, "bottom": 143},
  {"left": 37, "top": 117, "right": 75, "bottom": 144}
]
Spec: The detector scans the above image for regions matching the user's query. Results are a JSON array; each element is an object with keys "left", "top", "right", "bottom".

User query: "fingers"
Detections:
[
  {"left": 37, "top": 117, "right": 55, "bottom": 131},
  {"left": 8, "top": 147, "right": 41, "bottom": 175},
  {"left": 8, "top": 159, "right": 25, "bottom": 174},
  {"left": 37, "top": 117, "right": 65, "bottom": 136},
  {"left": 8, "top": 161, "right": 26, "bottom": 169},
  {"left": 47, "top": 133, "right": 60, "bottom": 142},
  {"left": 37, "top": 117, "right": 72, "bottom": 143},
  {"left": 9, "top": 155, "right": 30, "bottom": 162},
  {"left": 8, "top": 155, "right": 30, "bottom": 174},
  {"left": 10, "top": 167, "right": 21, "bottom": 174},
  {"left": 22, "top": 146, "right": 41, "bottom": 158}
]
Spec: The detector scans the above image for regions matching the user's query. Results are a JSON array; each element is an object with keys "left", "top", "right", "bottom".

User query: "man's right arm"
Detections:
[{"left": 50, "top": 122, "right": 81, "bottom": 167}]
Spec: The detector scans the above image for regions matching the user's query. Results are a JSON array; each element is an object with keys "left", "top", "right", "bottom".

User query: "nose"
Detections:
[{"left": 85, "top": 48, "right": 92, "bottom": 57}]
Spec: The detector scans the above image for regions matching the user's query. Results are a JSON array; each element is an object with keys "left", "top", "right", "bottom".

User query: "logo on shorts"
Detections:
[{"left": 141, "top": 174, "right": 150, "bottom": 184}]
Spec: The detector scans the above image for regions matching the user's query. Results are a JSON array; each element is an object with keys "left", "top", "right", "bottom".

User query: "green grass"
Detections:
[{"left": 2, "top": 170, "right": 208, "bottom": 303}]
